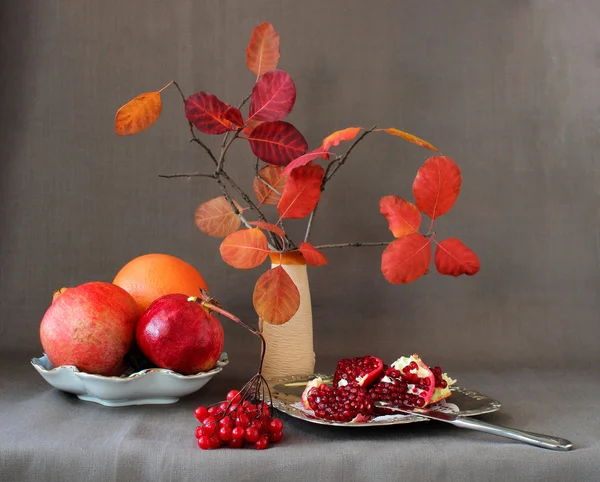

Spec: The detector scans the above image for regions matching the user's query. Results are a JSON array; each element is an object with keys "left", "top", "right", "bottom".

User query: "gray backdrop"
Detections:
[{"left": 1, "top": 0, "right": 599, "bottom": 375}]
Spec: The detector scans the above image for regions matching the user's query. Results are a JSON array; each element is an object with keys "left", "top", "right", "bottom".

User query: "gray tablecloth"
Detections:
[{"left": 1, "top": 358, "right": 598, "bottom": 482}]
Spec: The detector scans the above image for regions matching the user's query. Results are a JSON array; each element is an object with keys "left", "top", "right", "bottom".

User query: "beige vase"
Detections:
[{"left": 259, "top": 252, "right": 316, "bottom": 381}]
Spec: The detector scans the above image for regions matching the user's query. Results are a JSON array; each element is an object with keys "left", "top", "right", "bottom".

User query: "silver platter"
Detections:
[{"left": 269, "top": 373, "right": 502, "bottom": 427}]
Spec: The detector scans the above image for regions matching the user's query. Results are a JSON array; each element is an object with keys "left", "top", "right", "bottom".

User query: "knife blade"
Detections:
[{"left": 375, "top": 402, "right": 573, "bottom": 451}]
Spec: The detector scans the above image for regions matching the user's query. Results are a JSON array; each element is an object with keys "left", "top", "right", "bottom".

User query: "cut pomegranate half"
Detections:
[
  {"left": 369, "top": 354, "right": 436, "bottom": 411},
  {"left": 332, "top": 355, "right": 384, "bottom": 388},
  {"left": 303, "top": 381, "right": 374, "bottom": 423},
  {"left": 301, "top": 377, "right": 323, "bottom": 410},
  {"left": 428, "top": 366, "right": 456, "bottom": 404}
]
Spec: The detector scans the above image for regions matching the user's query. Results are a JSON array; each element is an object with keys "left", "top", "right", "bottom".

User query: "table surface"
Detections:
[{"left": 1, "top": 357, "right": 599, "bottom": 482}]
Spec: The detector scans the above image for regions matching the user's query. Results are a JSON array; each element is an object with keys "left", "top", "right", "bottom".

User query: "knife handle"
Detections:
[{"left": 451, "top": 417, "right": 573, "bottom": 451}]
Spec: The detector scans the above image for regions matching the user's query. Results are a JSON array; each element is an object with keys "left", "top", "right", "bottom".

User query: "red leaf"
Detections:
[
  {"left": 413, "top": 156, "right": 462, "bottom": 220},
  {"left": 247, "top": 121, "right": 308, "bottom": 166},
  {"left": 381, "top": 233, "right": 432, "bottom": 284},
  {"left": 253, "top": 165, "right": 288, "bottom": 205},
  {"left": 249, "top": 70, "right": 296, "bottom": 122},
  {"left": 115, "top": 91, "right": 162, "bottom": 136},
  {"left": 277, "top": 163, "right": 324, "bottom": 219},
  {"left": 434, "top": 238, "right": 480, "bottom": 276},
  {"left": 219, "top": 228, "right": 270, "bottom": 269},
  {"left": 249, "top": 221, "right": 285, "bottom": 239},
  {"left": 379, "top": 195, "right": 421, "bottom": 238},
  {"left": 185, "top": 92, "right": 243, "bottom": 135},
  {"left": 253, "top": 266, "right": 300, "bottom": 325},
  {"left": 283, "top": 149, "right": 334, "bottom": 174},
  {"left": 382, "top": 128, "right": 440, "bottom": 153},
  {"left": 194, "top": 197, "right": 242, "bottom": 238},
  {"left": 246, "top": 22, "right": 280, "bottom": 77},
  {"left": 321, "top": 127, "right": 362, "bottom": 151},
  {"left": 299, "top": 243, "right": 328, "bottom": 266}
]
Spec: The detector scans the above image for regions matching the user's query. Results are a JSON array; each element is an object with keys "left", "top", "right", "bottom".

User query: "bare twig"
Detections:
[
  {"left": 159, "top": 172, "right": 215, "bottom": 179},
  {"left": 216, "top": 130, "right": 241, "bottom": 173},
  {"left": 312, "top": 241, "right": 391, "bottom": 249},
  {"left": 304, "top": 126, "right": 377, "bottom": 243},
  {"left": 254, "top": 157, "right": 281, "bottom": 196},
  {"left": 324, "top": 125, "right": 377, "bottom": 184},
  {"left": 238, "top": 92, "right": 252, "bottom": 110},
  {"left": 221, "top": 171, "right": 283, "bottom": 250},
  {"left": 214, "top": 176, "right": 253, "bottom": 230}
]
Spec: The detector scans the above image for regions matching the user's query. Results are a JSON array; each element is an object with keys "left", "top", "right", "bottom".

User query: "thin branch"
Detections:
[
  {"left": 220, "top": 171, "right": 283, "bottom": 250},
  {"left": 238, "top": 92, "right": 252, "bottom": 110},
  {"left": 313, "top": 241, "right": 391, "bottom": 249},
  {"left": 254, "top": 157, "right": 281, "bottom": 196},
  {"left": 304, "top": 207, "right": 318, "bottom": 243},
  {"left": 304, "top": 126, "right": 377, "bottom": 243},
  {"left": 171, "top": 81, "right": 219, "bottom": 166},
  {"left": 216, "top": 130, "right": 241, "bottom": 173},
  {"left": 214, "top": 176, "right": 253, "bottom": 230},
  {"left": 159, "top": 172, "right": 216, "bottom": 179},
  {"left": 324, "top": 125, "right": 377, "bottom": 185}
]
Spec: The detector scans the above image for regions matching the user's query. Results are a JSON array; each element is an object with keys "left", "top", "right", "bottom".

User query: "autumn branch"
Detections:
[
  {"left": 313, "top": 241, "right": 391, "bottom": 249},
  {"left": 159, "top": 172, "right": 215, "bottom": 179}
]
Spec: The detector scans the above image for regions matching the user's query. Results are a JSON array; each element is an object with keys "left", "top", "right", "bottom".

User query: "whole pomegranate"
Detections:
[
  {"left": 136, "top": 294, "right": 224, "bottom": 375},
  {"left": 40, "top": 282, "right": 140, "bottom": 376}
]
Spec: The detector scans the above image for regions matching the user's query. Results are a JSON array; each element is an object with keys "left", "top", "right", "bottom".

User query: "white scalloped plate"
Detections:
[
  {"left": 31, "top": 353, "right": 228, "bottom": 407},
  {"left": 269, "top": 373, "right": 501, "bottom": 427}
]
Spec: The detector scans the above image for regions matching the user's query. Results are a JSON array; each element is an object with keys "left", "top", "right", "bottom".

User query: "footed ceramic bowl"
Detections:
[{"left": 31, "top": 353, "right": 228, "bottom": 407}]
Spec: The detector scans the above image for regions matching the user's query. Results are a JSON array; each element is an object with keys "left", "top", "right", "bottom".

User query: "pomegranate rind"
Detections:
[
  {"left": 333, "top": 356, "right": 384, "bottom": 388},
  {"left": 301, "top": 377, "right": 322, "bottom": 410},
  {"left": 429, "top": 373, "right": 456, "bottom": 405}
]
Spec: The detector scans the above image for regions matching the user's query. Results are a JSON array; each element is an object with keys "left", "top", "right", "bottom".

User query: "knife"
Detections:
[{"left": 375, "top": 402, "right": 573, "bottom": 451}]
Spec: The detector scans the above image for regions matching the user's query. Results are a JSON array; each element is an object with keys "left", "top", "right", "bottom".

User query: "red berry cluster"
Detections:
[{"left": 194, "top": 390, "right": 284, "bottom": 450}]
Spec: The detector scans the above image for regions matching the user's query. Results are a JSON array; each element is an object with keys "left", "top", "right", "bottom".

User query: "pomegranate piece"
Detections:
[
  {"left": 304, "top": 381, "right": 374, "bottom": 423},
  {"left": 369, "top": 354, "right": 436, "bottom": 411},
  {"left": 332, "top": 356, "right": 384, "bottom": 388},
  {"left": 428, "top": 365, "right": 457, "bottom": 404}
]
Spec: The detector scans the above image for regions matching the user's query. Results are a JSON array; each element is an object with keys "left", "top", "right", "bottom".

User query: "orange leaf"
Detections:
[
  {"left": 321, "top": 127, "right": 362, "bottom": 151},
  {"left": 249, "top": 221, "right": 285, "bottom": 239},
  {"left": 194, "top": 197, "right": 242, "bottom": 238},
  {"left": 242, "top": 119, "right": 262, "bottom": 136},
  {"left": 277, "top": 163, "right": 324, "bottom": 219},
  {"left": 379, "top": 195, "right": 421, "bottom": 238},
  {"left": 434, "top": 238, "right": 480, "bottom": 276},
  {"left": 246, "top": 22, "right": 280, "bottom": 77},
  {"left": 381, "top": 233, "right": 432, "bottom": 284},
  {"left": 253, "top": 266, "right": 300, "bottom": 325},
  {"left": 115, "top": 91, "right": 162, "bottom": 136},
  {"left": 220, "top": 228, "right": 270, "bottom": 269},
  {"left": 299, "top": 243, "right": 328, "bottom": 266},
  {"left": 253, "top": 165, "right": 289, "bottom": 205},
  {"left": 413, "top": 156, "right": 462, "bottom": 220},
  {"left": 383, "top": 128, "right": 440, "bottom": 153}
]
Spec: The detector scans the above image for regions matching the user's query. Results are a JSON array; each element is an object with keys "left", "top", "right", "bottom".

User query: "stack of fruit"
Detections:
[
  {"left": 39, "top": 253, "right": 224, "bottom": 377},
  {"left": 301, "top": 354, "right": 456, "bottom": 423}
]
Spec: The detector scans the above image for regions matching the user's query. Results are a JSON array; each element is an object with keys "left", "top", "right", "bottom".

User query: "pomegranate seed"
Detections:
[
  {"left": 440, "top": 380, "right": 447, "bottom": 388},
  {"left": 255, "top": 436, "right": 269, "bottom": 450},
  {"left": 244, "top": 427, "right": 260, "bottom": 443},
  {"left": 197, "top": 436, "right": 212, "bottom": 450},
  {"left": 194, "top": 406, "right": 209, "bottom": 422}
]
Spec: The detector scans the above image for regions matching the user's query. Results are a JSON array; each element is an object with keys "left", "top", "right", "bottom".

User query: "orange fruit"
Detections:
[{"left": 113, "top": 253, "right": 208, "bottom": 312}]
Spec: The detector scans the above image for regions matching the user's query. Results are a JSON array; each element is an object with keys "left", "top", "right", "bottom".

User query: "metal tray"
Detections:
[{"left": 269, "top": 373, "right": 501, "bottom": 427}]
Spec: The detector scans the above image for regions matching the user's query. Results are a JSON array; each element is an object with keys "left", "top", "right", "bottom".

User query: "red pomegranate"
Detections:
[
  {"left": 136, "top": 294, "right": 224, "bottom": 375},
  {"left": 40, "top": 282, "right": 140, "bottom": 376}
]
